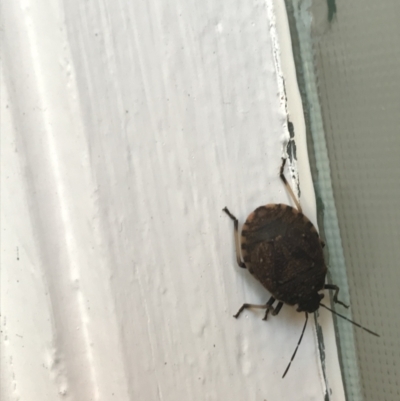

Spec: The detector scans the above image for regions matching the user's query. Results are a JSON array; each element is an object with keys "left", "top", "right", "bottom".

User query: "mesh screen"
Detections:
[{"left": 286, "top": 1, "right": 400, "bottom": 400}]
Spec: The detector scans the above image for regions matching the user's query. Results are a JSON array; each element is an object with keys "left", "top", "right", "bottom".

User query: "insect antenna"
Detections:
[
  {"left": 282, "top": 312, "right": 308, "bottom": 378},
  {"left": 320, "top": 303, "right": 380, "bottom": 337}
]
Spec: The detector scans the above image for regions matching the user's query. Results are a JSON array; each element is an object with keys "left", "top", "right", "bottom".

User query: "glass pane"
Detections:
[{"left": 285, "top": 1, "right": 400, "bottom": 400}]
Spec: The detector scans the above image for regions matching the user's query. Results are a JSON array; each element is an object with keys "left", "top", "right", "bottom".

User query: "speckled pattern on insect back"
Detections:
[{"left": 241, "top": 204, "right": 327, "bottom": 308}]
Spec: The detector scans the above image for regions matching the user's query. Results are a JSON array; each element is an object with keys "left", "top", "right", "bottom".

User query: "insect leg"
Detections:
[
  {"left": 223, "top": 207, "right": 246, "bottom": 268},
  {"left": 234, "top": 297, "right": 275, "bottom": 319},
  {"left": 324, "top": 284, "right": 350, "bottom": 308},
  {"left": 272, "top": 301, "right": 284, "bottom": 316},
  {"left": 279, "top": 158, "right": 302, "bottom": 213},
  {"left": 262, "top": 296, "right": 276, "bottom": 320}
]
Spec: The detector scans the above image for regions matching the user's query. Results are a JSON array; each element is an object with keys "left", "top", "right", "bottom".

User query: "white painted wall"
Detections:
[{"left": 1, "top": 1, "right": 344, "bottom": 400}]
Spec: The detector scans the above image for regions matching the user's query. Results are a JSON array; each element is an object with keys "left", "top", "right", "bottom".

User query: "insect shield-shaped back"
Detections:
[{"left": 240, "top": 204, "right": 327, "bottom": 313}]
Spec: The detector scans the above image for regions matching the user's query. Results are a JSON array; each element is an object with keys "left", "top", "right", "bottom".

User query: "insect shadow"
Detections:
[{"left": 223, "top": 158, "right": 379, "bottom": 378}]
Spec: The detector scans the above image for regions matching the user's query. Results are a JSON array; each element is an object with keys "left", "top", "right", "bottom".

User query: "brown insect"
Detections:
[{"left": 223, "top": 158, "right": 379, "bottom": 378}]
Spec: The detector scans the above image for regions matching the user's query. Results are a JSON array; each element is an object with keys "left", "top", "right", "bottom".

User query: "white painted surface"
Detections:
[{"left": 1, "top": 1, "right": 343, "bottom": 400}]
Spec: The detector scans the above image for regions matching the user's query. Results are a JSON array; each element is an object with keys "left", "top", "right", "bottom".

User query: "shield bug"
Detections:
[{"left": 223, "top": 158, "right": 379, "bottom": 378}]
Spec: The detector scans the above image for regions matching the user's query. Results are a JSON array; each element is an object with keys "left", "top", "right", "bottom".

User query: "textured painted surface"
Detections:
[{"left": 1, "top": 1, "right": 343, "bottom": 400}]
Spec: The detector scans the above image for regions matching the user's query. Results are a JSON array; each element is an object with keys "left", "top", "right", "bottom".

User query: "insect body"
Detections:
[
  {"left": 223, "top": 158, "right": 378, "bottom": 378},
  {"left": 240, "top": 203, "right": 327, "bottom": 313}
]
